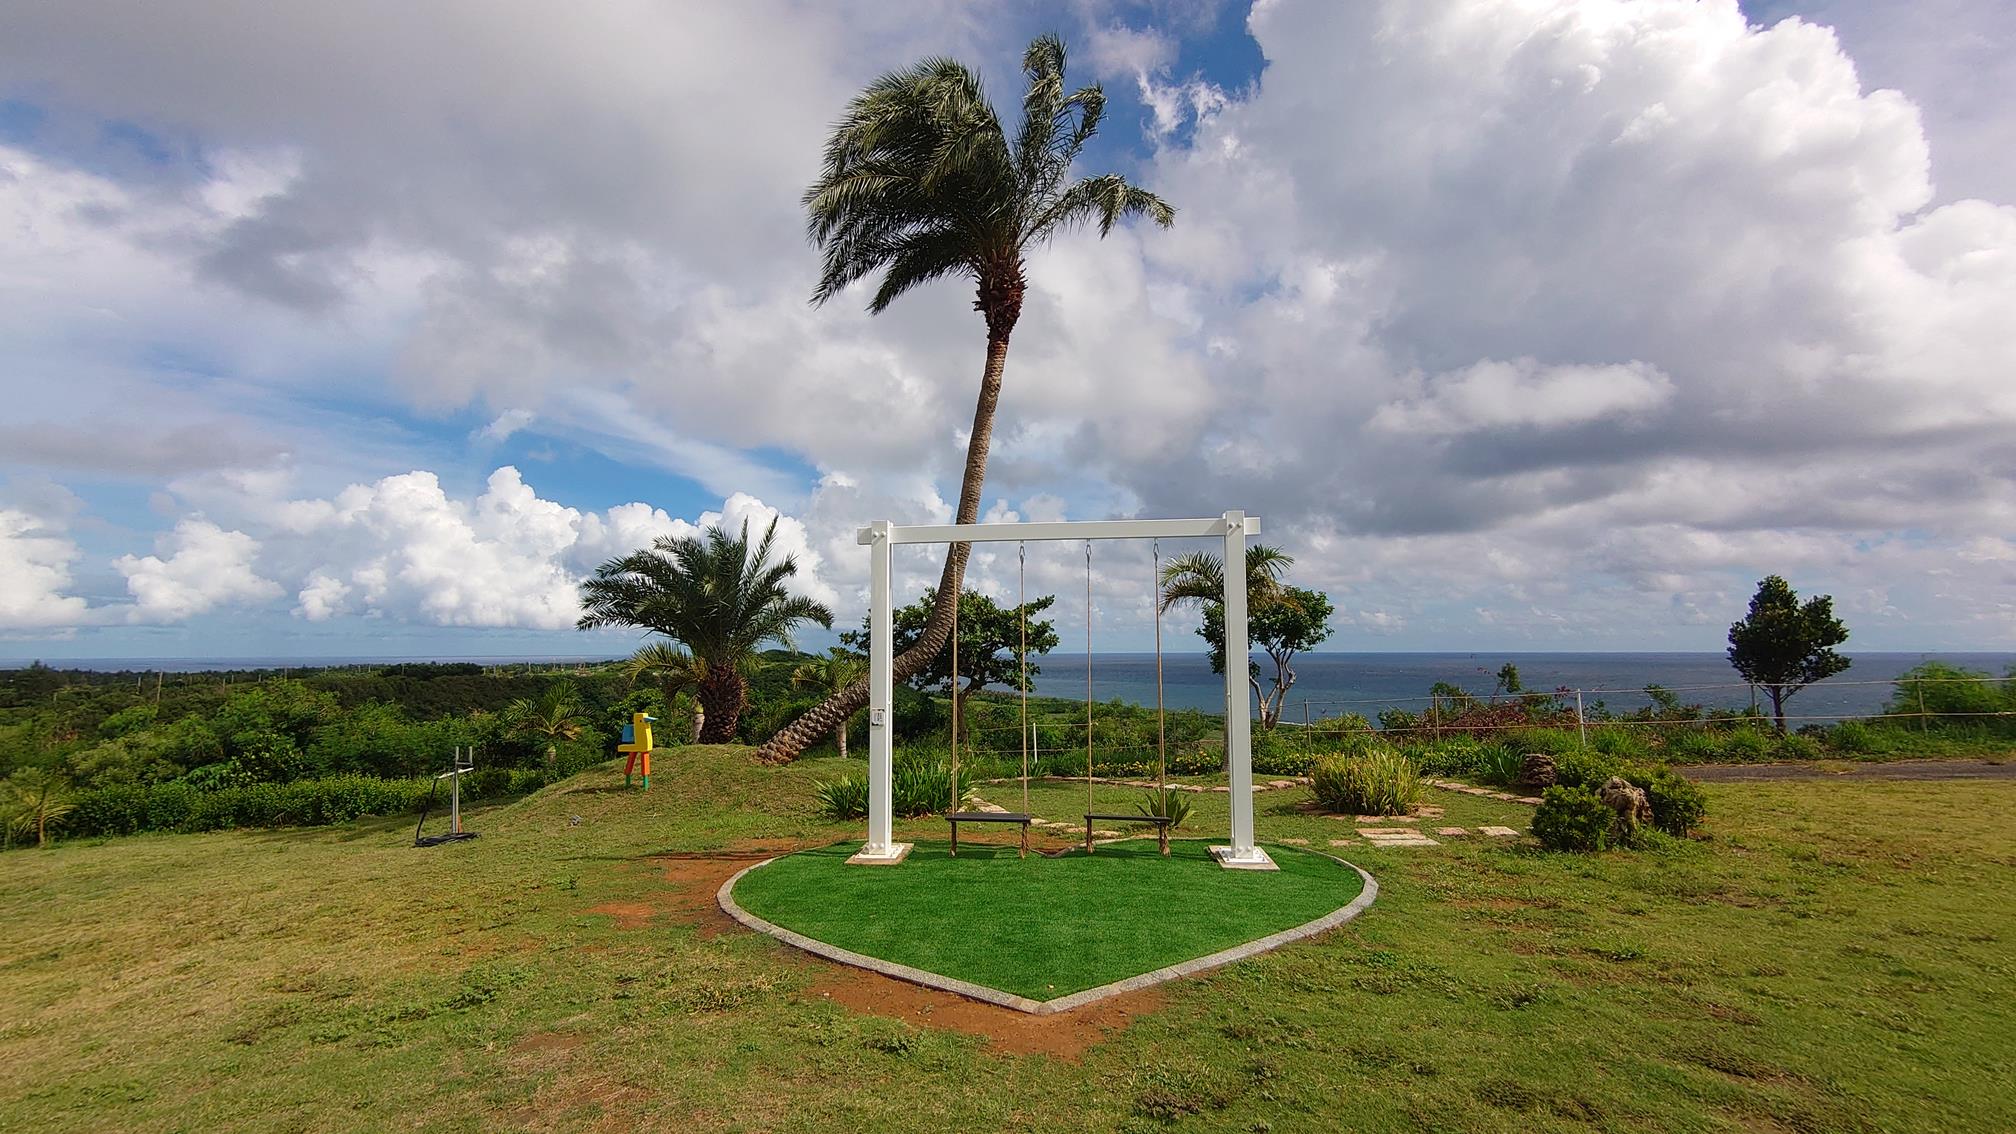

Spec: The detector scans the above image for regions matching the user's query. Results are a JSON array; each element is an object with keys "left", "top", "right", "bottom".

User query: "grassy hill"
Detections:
[{"left": 3, "top": 749, "right": 2012, "bottom": 1132}]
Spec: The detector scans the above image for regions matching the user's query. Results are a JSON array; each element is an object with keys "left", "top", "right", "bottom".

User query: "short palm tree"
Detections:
[
  {"left": 621, "top": 642, "right": 711, "bottom": 743},
  {"left": 579, "top": 518, "right": 833, "bottom": 744},
  {"left": 3, "top": 768, "right": 76, "bottom": 848},
  {"left": 1158, "top": 545, "right": 1295, "bottom": 614},
  {"left": 504, "top": 680, "right": 588, "bottom": 768},
  {"left": 760, "top": 33, "right": 1174, "bottom": 763},
  {"left": 790, "top": 649, "right": 869, "bottom": 758}
]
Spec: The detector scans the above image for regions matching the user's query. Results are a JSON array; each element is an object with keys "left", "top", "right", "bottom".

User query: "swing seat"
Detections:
[
  {"left": 944, "top": 811, "right": 1033, "bottom": 857},
  {"left": 1083, "top": 813, "right": 1173, "bottom": 855}
]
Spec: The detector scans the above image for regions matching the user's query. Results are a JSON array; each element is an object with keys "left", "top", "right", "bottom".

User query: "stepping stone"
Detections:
[
  {"left": 1279, "top": 837, "right": 1310, "bottom": 845},
  {"left": 1357, "top": 828, "right": 1418, "bottom": 837},
  {"left": 1328, "top": 839, "right": 1356, "bottom": 847},
  {"left": 1435, "top": 827, "right": 1470, "bottom": 836},
  {"left": 1365, "top": 834, "right": 1440, "bottom": 847},
  {"left": 1415, "top": 806, "right": 1445, "bottom": 818},
  {"left": 1514, "top": 796, "right": 1544, "bottom": 805},
  {"left": 1268, "top": 780, "right": 1298, "bottom": 789},
  {"left": 1355, "top": 815, "right": 1417, "bottom": 824},
  {"left": 1480, "top": 826, "right": 1521, "bottom": 837}
]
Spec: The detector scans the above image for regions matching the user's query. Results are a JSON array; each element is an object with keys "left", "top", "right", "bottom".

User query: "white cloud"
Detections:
[
  {"left": 114, "top": 519, "right": 281, "bottom": 623},
  {"left": 1369, "top": 359, "right": 1674, "bottom": 436},
  {"left": 0, "top": 509, "right": 91, "bottom": 631}
]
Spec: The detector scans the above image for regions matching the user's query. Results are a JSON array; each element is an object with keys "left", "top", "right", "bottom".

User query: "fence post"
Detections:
[
  {"left": 1918, "top": 684, "right": 1928, "bottom": 732},
  {"left": 1575, "top": 690, "right": 1587, "bottom": 749},
  {"left": 1303, "top": 701, "right": 1311, "bottom": 729}
]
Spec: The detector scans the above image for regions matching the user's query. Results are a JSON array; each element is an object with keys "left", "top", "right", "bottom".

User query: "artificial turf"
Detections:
[{"left": 727, "top": 838, "right": 1366, "bottom": 1000}]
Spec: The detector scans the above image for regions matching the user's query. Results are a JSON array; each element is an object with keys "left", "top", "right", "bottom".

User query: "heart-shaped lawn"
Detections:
[{"left": 723, "top": 839, "right": 1369, "bottom": 1005}]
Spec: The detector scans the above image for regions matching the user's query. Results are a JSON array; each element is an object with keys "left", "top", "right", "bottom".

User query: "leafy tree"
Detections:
[
  {"left": 1492, "top": 663, "right": 1522, "bottom": 697},
  {"left": 620, "top": 643, "right": 710, "bottom": 743},
  {"left": 578, "top": 519, "right": 833, "bottom": 744},
  {"left": 760, "top": 33, "right": 1174, "bottom": 763},
  {"left": 1161, "top": 544, "right": 1332, "bottom": 730},
  {"left": 504, "top": 680, "right": 589, "bottom": 768},
  {"left": 790, "top": 650, "right": 870, "bottom": 757},
  {"left": 1726, "top": 575, "right": 1851, "bottom": 734},
  {"left": 3, "top": 768, "right": 76, "bottom": 848},
  {"left": 839, "top": 587, "right": 1060, "bottom": 712},
  {"left": 1196, "top": 587, "right": 1336, "bottom": 729}
]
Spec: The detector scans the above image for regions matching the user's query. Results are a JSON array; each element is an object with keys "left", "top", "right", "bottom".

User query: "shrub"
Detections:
[
  {"left": 1134, "top": 787, "right": 1194, "bottom": 829},
  {"left": 1664, "top": 729, "right": 1723, "bottom": 763},
  {"left": 1509, "top": 728, "right": 1580, "bottom": 757},
  {"left": 1252, "top": 748, "right": 1315, "bottom": 776},
  {"left": 45, "top": 770, "right": 546, "bottom": 844},
  {"left": 893, "top": 752, "right": 967, "bottom": 817},
  {"left": 1775, "top": 732, "right": 1821, "bottom": 761},
  {"left": 1532, "top": 785, "right": 1615, "bottom": 852},
  {"left": 1721, "top": 728, "right": 1774, "bottom": 762},
  {"left": 1827, "top": 719, "right": 1891, "bottom": 755},
  {"left": 1407, "top": 739, "right": 1486, "bottom": 779},
  {"left": 1635, "top": 769, "right": 1707, "bottom": 836},
  {"left": 1311, "top": 748, "right": 1420, "bottom": 816},
  {"left": 1474, "top": 743, "right": 1524, "bottom": 786},
  {"left": 815, "top": 775, "right": 871, "bottom": 820},
  {"left": 1589, "top": 726, "right": 1651, "bottom": 763},
  {"left": 1552, "top": 748, "right": 1621, "bottom": 790}
]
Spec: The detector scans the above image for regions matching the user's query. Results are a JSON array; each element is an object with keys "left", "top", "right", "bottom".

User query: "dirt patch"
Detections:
[
  {"left": 800, "top": 960, "right": 1162, "bottom": 1060},
  {"left": 1678, "top": 758, "right": 2016, "bottom": 782},
  {"left": 584, "top": 839, "right": 809, "bottom": 938}
]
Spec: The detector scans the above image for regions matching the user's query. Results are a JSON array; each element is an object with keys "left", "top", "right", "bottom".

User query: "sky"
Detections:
[{"left": 1, "top": 0, "right": 2013, "bottom": 661}]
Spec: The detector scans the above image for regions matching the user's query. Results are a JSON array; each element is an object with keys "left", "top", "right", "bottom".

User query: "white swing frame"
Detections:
[{"left": 848, "top": 511, "right": 1276, "bottom": 870}]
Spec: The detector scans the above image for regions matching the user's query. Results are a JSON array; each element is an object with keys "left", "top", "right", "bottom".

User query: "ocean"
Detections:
[{"left": 12, "top": 650, "right": 2011, "bottom": 723}]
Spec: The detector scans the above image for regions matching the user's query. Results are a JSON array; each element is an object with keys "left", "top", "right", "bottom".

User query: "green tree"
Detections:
[
  {"left": 1161, "top": 546, "right": 1332, "bottom": 730},
  {"left": 1493, "top": 663, "right": 1523, "bottom": 697},
  {"left": 759, "top": 33, "right": 1174, "bottom": 763},
  {"left": 790, "top": 649, "right": 870, "bottom": 758},
  {"left": 839, "top": 588, "right": 1060, "bottom": 735},
  {"left": 620, "top": 643, "right": 710, "bottom": 743},
  {"left": 578, "top": 518, "right": 833, "bottom": 744},
  {"left": 1196, "top": 587, "right": 1336, "bottom": 730},
  {"left": 1726, "top": 575, "right": 1851, "bottom": 734},
  {"left": 3, "top": 768, "right": 76, "bottom": 848},
  {"left": 504, "top": 680, "right": 589, "bottom": 768}
]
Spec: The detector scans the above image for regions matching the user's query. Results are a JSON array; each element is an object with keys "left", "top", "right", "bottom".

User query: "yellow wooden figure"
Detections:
[{"left": 618, "top": 712, "right": 656, "bottom": 789}]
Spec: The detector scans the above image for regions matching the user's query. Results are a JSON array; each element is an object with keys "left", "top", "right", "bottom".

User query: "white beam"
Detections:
[
  {"left": 1212, "top": 508, "right": 1276, "bottom": 870},
  {"left": 857, "top": 516, "right": 1259, "bottom": 546},
  {"left": 847, "top": 521, "right": 908, "bottom": 865}
]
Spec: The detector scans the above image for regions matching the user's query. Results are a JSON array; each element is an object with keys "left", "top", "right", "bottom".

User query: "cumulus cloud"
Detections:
[
  {"left": 114, "top": 520, "right": 281, "bottom": 623},
  {"left": 0, "top": 509, "right": 91, "bottom": 631}
]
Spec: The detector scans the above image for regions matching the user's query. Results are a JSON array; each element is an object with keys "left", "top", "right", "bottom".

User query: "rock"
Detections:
[
  {"left": 1597, "top": 776, "right": 1653, "bottom": 834},
  {"left": 1520, "top": 751, "right": 1557, "bottom": 788}
]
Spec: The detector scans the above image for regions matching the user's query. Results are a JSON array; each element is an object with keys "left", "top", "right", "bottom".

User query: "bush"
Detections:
[
  {"left": 815, "top": 775, "right": 871, "bottom": 820},
  {"left": 1474, "top": 743, "right": 1524, "bottom": 786},
  {"left": 1721, "top": 728, "right": 1774, "bottom": 762},
  {"left": 1663, "top": 728, "right": 1723, "bottom": 763},
  {"left": 1311, "top": 748, "right": 1420, "bottom": 816},
  {"left": 1509, "top": 728, "right": 1580, "bottom": 757},
  {"left": 1827, "top": 719, "right": 1892, "bottom": 755},
  {"left": 1638, "top": 769, "right": 1707, "bottom": 836},
  {"left": 1775, "top": 732, "right": 1821, "bottom": 761},
  {"left": 1253, "top": 748, "right": 1315, "bottom": 776},
  {"left": 49, "top": 769, "right": 554, "bottom": 843},
  {"left": 1532, "top": 785, "right": 1615, "bottom": 852},
  {"left": 1588, "top": 726, "right": 1651, "bottom": 763},
  {"left": 1552, "top": 748, "right": 1621, "bottom": 790}
]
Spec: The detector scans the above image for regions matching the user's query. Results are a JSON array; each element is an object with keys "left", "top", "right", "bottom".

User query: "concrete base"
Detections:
[
  {"left": 845, "top": 842, "right": 913, "bottom": 866},
  {"left": 1210, "top": 845, "right": 1279, "bottom": 871}
]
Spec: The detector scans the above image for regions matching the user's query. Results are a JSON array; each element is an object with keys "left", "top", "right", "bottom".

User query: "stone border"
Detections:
[{"left": 716, "top": 840, "right": 1378, "bottom": 1016}]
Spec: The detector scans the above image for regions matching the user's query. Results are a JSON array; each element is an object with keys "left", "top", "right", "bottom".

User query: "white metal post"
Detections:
[
  {"left": 849, "top": 521, "right": 909, "bottom": 864},
  {"left": 1213, "top": 510, "right": 1275, "bottom": 869}
]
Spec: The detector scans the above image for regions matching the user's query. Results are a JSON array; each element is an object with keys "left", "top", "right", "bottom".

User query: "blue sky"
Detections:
[{"left": 2, "top": 0, "right": 2014, "bottom": 661}]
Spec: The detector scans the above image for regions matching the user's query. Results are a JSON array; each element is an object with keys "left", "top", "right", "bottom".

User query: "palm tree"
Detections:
[
  {"left": 621, "top": 643, "right": 710, "bottom": 743},
  {"left": 790, "top": 649, "right": 869, "bottom": 758},
  {"left": 759, "top": 33, "right": 1174, "bottom": 763},
  {"left": 504, "top": 680, "right": 589, "bottom": 768},
  {"left": 579, "top": 518, "right": 833, "bottom": 744},
  {"left": 3, "top": 769, "right": 76, "bottom": 848},
  {"left": 1160, "top": 545, "right": 1299, "bottom": 741}
]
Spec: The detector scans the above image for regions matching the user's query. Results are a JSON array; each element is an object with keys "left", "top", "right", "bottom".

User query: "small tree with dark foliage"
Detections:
[{"left": 1726, "top": 576, "right": 1850, "bottom": 734}]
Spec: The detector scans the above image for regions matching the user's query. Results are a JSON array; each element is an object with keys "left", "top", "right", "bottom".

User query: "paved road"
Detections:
[{"left": 1679, "top": 758, "right": 2016, "bottom": 782}]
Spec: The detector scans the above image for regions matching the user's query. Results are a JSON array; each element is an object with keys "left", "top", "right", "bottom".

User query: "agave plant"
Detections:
[{"left": 1133, "top": 786, "right": 1193, "bottom": 829}]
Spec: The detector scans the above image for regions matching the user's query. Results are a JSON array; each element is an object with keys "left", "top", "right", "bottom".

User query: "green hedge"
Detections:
[{"left": 65, "top": 768, "right": 553, "bottom": 839}]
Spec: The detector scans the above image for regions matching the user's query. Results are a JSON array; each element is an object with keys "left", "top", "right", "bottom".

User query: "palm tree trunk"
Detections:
[
  {"left": 836, "top": 720, "right": 848, "bottom": 759},
  {"left": 697, "top": 667, "right": 749, "bottom": 745},
  {"left": 758, "top": 334, "right": 1012, "bottom": 763}
]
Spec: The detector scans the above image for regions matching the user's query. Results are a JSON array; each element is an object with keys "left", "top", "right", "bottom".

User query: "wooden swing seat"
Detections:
[
  {"left": 1083, "top": 813, "right": 1172, "bottom": 855},
  {"left": 944, "top": 811, "right": 1032, "bottom": 857}
]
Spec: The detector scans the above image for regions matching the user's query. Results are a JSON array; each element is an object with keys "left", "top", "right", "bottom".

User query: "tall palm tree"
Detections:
[
  {"left": 504, "top": 680, "right": 589, "bottom": 768},
  {"left": 579, "top": 518, "right": 833, "bottom": 744},
  {"left": 621, "top": 642, "right": 711, "bottom": 743},
  {"left": 759, "top": 33, "right": 1174, "bottom": 763},
  {"left": 790, "top": 649, "right": 869, "bottom": 758}
]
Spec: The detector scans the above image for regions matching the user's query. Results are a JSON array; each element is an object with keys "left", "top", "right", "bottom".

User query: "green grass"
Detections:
[
  {"left": 730, "top": 839, "right": 1364, "bottom": 999},
  {"left": 3, "top": 746, "right": 2014, "bottom": 1132}
]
